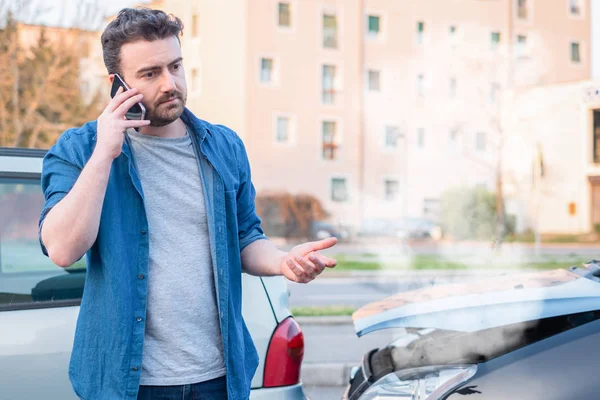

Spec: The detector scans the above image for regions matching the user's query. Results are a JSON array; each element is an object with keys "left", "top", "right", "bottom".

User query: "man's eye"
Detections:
[
  {"left": 144, "top": 72, "right": 154, "bottom": 78},
  {"left": 172, "top": 64, "right": 181, "bottom": 70}
]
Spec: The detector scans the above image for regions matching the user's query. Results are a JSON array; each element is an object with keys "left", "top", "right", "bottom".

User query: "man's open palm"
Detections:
[{"left": 280, "top": 237, "right": 338, "bottom": 283}]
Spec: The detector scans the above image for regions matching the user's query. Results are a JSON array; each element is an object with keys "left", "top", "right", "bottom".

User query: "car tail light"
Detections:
[{"left": 263, "top": 317, "right": 304, "bottom": 387}]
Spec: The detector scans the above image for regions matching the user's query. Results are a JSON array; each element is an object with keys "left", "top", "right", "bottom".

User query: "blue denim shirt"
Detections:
[{"left": 38, "top": 109, "right": 266, "bottom": 400}]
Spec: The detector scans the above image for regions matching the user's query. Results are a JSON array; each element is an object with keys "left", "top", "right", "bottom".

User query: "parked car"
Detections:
[
  {"left": 310, "top": 220, "right": 350, "bottom": 241},
  {"left": 360, "top": 217, "right": 442, "bottom": 241},
  {"left": 343, "top": 262, "right": 600, "bottom": 400},
  {"left": 0, "top": 147, "right": 307, "bottom": 400}
]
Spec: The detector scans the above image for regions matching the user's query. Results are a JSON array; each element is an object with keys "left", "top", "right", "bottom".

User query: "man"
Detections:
[{"left": 39, "top": 7, "right": 337, "bottom": 400}]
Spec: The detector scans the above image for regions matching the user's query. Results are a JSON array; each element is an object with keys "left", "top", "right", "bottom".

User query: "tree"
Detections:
[
  {"left": 429, "top": 27, "right": 549, "bottom": 245},
  {"left": 0, "top": 0, "right": 104, "bottom": 148}
]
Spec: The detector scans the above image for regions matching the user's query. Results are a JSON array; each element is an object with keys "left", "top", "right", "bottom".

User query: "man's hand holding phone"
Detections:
[{"left": 95, "top": 86, "right": 150, "bottom": 161}]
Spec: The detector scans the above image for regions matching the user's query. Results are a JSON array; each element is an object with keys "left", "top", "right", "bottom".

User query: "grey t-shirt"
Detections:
[{"left": 127, "top": 128, "right": 225, "bottom": 386}]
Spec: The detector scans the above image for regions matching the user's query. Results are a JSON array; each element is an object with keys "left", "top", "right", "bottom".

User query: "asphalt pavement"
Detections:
[{"left": 288, "top": 271, "right": 518, "bottom": 308}]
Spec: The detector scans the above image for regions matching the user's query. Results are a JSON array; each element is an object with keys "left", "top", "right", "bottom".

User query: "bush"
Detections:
[
  {"left": 440, "top": 186, "right": 515, "bottom": 240},
  {"left": 255, "top": 192, "right": 330, "bottom": 238}
]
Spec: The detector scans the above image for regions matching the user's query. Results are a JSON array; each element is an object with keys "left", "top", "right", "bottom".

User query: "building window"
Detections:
[
  {"left": 191, "top": 68, "right": 200, "bottom": 93},
  {"left": 449, "top": 129, "right": 458, "bottom": 152},
  {"left": 384, "top": 179, "right": 400, "bottom": 201},
  {"left": 476, "top": 132, "right": 486, "bottom": 151},
  {"left": 385, "top": 125, "right": 401, "bottom": 149},
  {"left": 516, "top": 35, "right": 527, "bottom": 57},
  {"left": 278, "top": 2, "right": 291, "bottom": 27},
  {"left": 323, "top": 13, "right": 338, "bottom": 49},
  {"left": 423, "top": 198, "right": 440, "bottom": 218},
  {"left": 416, "top": 21, "right": 425, "bottom": 44},
  {"left": 322, "top": 64, "right": 337, "bottom": 104},
  {"left": 449, "top": 77, "right": 457, "bottom": 98},
  {"left": 491, "top": 32, "right": 501, "bottom": 50},
  {"left": 191, "top": 14, "right": 199, "bottom": 37},
  {"left": 571, "top": 42, "right": 581, "bottom": 63},
  {"left": 260, "top": 58, "right": 273, "bottom": 83},
  {"left": 367, "top": 15, "right": 380, "bottom": 36},
  {"left": 322, "top": 121, "right": 339, "bottom": 160},
  {"left": 449, "top": 25, "right": 457, "bottom": 46},
  {"left": 490, "top": 83, "right": 500, "bottom": 103},
  {"left": 517, "top": 0, "right": 529, "bottom": 20},
  {"left": 570, "top": 0, "right": 582, "bottom": 16},
  {"left": 331, "top": 178, "right": 348, "bottom": 202},
  {"left": 417, "top": 74, "right": 425, "bottom": 96},
  {"left": 276, "top": 116, "right": 290, "bottom": 143},
  {"left": 417, "top": 128, "right": 425, "bottom": 148},
  {"left": 594, "top": 110, "right": 600, "bottom": 163},
  {"left": 368, "top": 70, "right": 381, "bottom": 91}
]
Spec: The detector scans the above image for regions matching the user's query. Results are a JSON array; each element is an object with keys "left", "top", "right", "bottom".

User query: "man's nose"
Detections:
[{"left": 160, "top": 71, "right": 177, "bottom": 93}]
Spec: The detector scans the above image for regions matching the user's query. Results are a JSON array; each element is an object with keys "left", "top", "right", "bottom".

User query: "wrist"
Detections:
[
  {"left": 92, "top": 147, "right": 118, "bottom": 164},
  {"left": 276, "top": 251, "right": 289, "bottom": 275}
]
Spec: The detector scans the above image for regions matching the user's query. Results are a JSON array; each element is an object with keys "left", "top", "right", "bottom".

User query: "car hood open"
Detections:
[{"left": 353, "top": 268, "right": 600, "bottom": 337}]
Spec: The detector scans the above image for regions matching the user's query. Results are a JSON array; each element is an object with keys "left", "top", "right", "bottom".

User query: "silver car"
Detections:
[
  {"left": 0, "top": 147, "right": 307, "bottom": 400},
  {"left": 344, "top": 263, "right": 600, "bottom": 400}
]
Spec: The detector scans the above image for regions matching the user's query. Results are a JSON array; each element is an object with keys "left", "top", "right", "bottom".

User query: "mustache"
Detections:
[{"left": 155, "top": 91, "right": 184, "bottom": 105}]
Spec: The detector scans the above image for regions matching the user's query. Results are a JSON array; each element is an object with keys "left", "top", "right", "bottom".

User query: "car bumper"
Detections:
[{"left": 250, "top": 383, "right": 307, "bottom": 400}]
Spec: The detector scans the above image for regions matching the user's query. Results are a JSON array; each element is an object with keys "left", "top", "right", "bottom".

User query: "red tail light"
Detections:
[{"left": 263, "top": 317, "right": 304, "bottom": 387}]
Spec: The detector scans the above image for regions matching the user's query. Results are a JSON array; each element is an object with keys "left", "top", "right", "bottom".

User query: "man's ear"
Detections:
[{"left": 108, "top": 74, "right": 115, "bottom": 84}]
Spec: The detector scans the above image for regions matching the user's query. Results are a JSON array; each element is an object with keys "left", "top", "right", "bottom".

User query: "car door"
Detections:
[{"left": 0, "top": 150, "right": 80, "bottom": 399}]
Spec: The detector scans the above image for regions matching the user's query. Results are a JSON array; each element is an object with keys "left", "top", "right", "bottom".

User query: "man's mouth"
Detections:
[{"left": 160, "top": 97, "right": 179, "bottom": 105}]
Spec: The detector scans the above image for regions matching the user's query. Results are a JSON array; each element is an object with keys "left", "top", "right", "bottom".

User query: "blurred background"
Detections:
[{"left": 1, "top": 0, "right": 600, "bottom": 397}]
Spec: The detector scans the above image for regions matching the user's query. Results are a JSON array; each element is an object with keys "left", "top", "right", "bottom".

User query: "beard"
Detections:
[{"left": 145, "top": 90, "right": 187, "bottom": 127}]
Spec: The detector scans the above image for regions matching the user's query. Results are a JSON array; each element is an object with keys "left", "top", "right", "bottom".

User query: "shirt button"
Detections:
[
  {"left": 138, "top": 274, "right": 145, "bottom": 280},
  {"left": 141, "top": 229, "right": 147, "bottom": 236},
  {"left": 136, "top": 317, "right": 143, "bottom": 322},
  {"left": 131, "top": 367, "right": 138, "bottom": 372}
]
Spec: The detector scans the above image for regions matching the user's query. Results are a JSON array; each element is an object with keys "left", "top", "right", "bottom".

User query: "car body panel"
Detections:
[
  {"left": 353, "top": 269, "right": 600, "bottom": 336},
  {"left": 0, "top": 306, "right": 79, "bottom": 400},
  {"left": 447, "top": 318, "right": 600, "bottom": 400},
  {"left": 260, "top": 275, "right": 292, "bottom": 324},
  {"left": 249, "top": 384, "right": 307, "bottom": 400}
]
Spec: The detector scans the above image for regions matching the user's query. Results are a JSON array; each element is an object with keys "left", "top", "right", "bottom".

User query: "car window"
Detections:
[{"left": 0, "top": 177, "right": 85, "bottom": 311}]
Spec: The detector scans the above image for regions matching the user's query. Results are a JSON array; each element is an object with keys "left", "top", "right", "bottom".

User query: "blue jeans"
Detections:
[{"left": 137, "top": 376, "right": 227, "bottom": 400}]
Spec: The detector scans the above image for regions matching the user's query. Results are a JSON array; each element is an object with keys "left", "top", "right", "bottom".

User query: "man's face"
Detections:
[{"left": 117, "top": 36, "right": 187, "bottom": 127}]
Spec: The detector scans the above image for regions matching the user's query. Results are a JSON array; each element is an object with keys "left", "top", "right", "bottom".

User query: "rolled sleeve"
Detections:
[
  {"left": 38, "top": 137, "right": 82, "bottom": 256},
  {"left": 235, "top": 137, "right": 267, "bottom": 252}
]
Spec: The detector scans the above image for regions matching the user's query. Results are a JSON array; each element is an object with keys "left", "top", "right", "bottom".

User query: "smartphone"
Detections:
[{"left": 110, "top": 73, "right": 146, "bottom": 122}]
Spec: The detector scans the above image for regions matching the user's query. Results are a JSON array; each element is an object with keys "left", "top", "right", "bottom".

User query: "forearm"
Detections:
[
  {"left": 41, "top": 151, "right": 113, "bottom": 267},
  {"left": 240, "top": 239, "right": 287, "bottom": 277}
]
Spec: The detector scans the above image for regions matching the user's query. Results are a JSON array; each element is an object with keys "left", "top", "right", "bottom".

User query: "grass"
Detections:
[
  {"left": 505, "top": 232, "right": 599, "bottom": 243},
  {"left": 326, "top": 254, "right": 587, "bottom": 272},
  {"left": 291, "top": 306, "right": 355, "bottom": 317}
]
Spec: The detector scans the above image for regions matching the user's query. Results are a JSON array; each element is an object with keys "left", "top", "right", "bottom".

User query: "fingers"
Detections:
[
  {"left": 286, "top": 259, "right": 310, "bottom": 283},
  {"left": 115, "top": 92, "right": 145, "bottom": 117},
  {"left": 308, "top": 237, "right": 338, "bottom": 252},
  {"left": 295, "top": 255, "right": 320, "bottom": 279},
  {"left": 106, "top": 86, "right": 140, "bottom": 113},
  {"left": 121, "top": 119, "right": 151, "bottom": 129},
  {"left": 309, "top": 252, "right": 337, "bottom": 269}
]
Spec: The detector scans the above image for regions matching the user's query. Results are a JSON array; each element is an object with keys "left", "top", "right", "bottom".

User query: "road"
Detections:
[
  {"left": 288, "top": 273, "right": 511, "bottom": 308},
  {"left": 281, "top": 240, "right": 600, "bottom": 259}
]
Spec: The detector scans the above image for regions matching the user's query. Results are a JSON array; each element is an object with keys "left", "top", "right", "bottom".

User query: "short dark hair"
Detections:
[{"left": 101, "top": 8, "right": 184, "bottom": 75}]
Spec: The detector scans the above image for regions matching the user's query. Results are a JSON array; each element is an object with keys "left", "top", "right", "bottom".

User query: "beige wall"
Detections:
[
  {"left": 78, "top": 0, "right": 592, "bottom": 233},
  {"left": 246, "top": 0, "right": 363, "bottom": 227}
]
